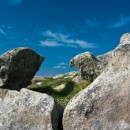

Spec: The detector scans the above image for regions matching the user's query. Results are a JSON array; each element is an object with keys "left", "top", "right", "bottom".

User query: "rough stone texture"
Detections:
[
  {"left": 0, "top": 88, "right": 63, "bottom": 130},
  {"left": 70, "top": 52, "right": 98, "bottom": 68},
  {"left": 0, "top": 47, "right": 44, "bottom": 90},
  {"left": 69, "top": 52, "right": 106, "bottom": 82},
  {"left": 63, "top": 33, "right": 130, "bottom": 130},
  {"left": 97, "top": 50, "right": 112, "bottom": 67}
]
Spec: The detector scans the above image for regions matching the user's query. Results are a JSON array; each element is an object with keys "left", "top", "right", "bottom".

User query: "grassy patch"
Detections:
[{"left": 28, "top": 77, "right": 90, "bottom": 107}]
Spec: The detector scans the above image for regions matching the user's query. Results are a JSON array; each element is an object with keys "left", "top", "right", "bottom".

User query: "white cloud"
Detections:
[
  {"left": 109, "top": 15, "right": 130, "bottom": 28},
  {"left": 58, "top": 62, "right": 66, "bottom": 66},
  {"left": 39, "top": 40, "right": 62, "bottom": 47},
  {"left": 75, "top": 40, "right": 93, "bottom": 48},
  {"left": 40, "top": 30, "right": 95, "bottom": 48},
  {"left": 53, "top": 62, "right": 67, "bottom": 69},
  {"left": 54, "top": 65, "right": 67, "bottom": 69},
  {"left": 43, "top": 30, "right": 60, "bottom": 40}
]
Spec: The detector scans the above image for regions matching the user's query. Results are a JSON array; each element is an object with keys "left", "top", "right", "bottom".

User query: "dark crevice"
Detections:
[{"left": 51, "top": 101, "right": 64, "bottom": 130}]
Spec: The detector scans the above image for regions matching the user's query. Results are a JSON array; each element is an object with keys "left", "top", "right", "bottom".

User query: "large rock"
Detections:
[
  {"left": 53, "top": 71, "right": 77, "bottom": 79},
  {"left": 0, "top": 47, "right": 44, "bottom": 90},
  {"left": 0, "top": 88, "right": 63, "bottom": 130},
  {"left": 97, "top": 50, "right": 112, "bottom": 67},
  {"left": 69, "top": 52, "right": 106, "bottom": 82},
  {"left": 63, "top": 33, "right": 130, "bottom": 130}
]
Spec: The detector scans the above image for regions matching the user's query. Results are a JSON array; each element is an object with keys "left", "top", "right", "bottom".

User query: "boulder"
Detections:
[
  {"left": 69, "top": 52, "right": 105, "bottom": 82},
  {"left": 63, "top": 33, "right": 130, "bottom": 130},
  {"left": 0, "top": 47, "right": 44, "bottom": 90},
  {"left": 97, "top": 51, "right": 112, "bottom": 67},
  {"left": 69, "top": 52, "right": 98, "bottom": 68},
  {"left": 0, "top": 88, "right": 63, "bottom": 130},
  {"left": 53, "top": 71, "right": 77, "bottom": 79}
]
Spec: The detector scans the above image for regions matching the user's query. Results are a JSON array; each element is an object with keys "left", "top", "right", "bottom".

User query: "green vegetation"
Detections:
[{"left": 28, "top": 77, "right": 90, "bottom": 107}]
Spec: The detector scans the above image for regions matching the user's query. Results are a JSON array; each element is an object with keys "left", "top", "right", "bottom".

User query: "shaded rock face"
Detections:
[
  {"left": 0, "top": 88, "right": 63, "bottom": 130},
  {"left": 70, "top": 52, "right": 108, "bottom": 82},
  {"left": 63, "top": 33, "right": 130, "bottom": 130},
  {"left": 0, "top": 47, "right": 44, "bottom": 90}
]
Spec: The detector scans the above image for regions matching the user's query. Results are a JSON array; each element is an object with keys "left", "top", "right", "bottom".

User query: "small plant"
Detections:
[{"left": 28, "top": 76, "right": 90, "bottom": 107}]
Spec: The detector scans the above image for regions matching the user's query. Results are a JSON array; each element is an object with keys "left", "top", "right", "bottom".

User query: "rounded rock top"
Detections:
[
  {"left": 0, "top": 47, "right": 44, "bottom": 90},
  {"left": 120, "top": 33, "right": 130, "bottom": 44}
]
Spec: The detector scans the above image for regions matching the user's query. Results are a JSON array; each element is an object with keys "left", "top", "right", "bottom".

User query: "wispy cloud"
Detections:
[
  {"left": 54, "top": 66, "right": 67, "bottom": 69},
  {"left": 40, "top": 41, "right": 62, "bottom": 47},
  {"left": 0, "top": 29, "right": 7, "bottom": 35},
  {"left": 58, "top": 62, "right": 66, "bottom": 66},
  {"left": 84, "top": 18, "right": 101, "bottom": 28},
  {"left": 109, "top": 15, "right": 130, "bottom": 28},
  {"left": 54, "top": 62, "right": 67, "bottom": 69},
  {"left": 39, "top": 30, "right": 95, "bottom": 48}
]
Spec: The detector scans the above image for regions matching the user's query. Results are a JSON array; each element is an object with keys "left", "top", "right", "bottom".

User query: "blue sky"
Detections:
[{"left": 0, "top": 0, "right": 130, "bottom": 76}]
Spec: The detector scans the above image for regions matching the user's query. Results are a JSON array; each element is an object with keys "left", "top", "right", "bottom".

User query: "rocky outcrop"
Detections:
[
  {"left": 53, "top": 71, "right": 77, "bottom": 79},
  {"left": 0, "top": 47, "right": 44, "bottom": 90},
  {"left": 0, "top": 88, "right": 63, "bottom": 130},
  {"left": 63, "top": 33, "right": 130, "bottom": 130},
  {"left": 0, "top": 47, "right": 64, "bottom": 130},
  {"left": 69, "top": 52, "right": 107, "bottom": 82},
  {"left": 97, "top": 51, "right": 112, "bottom": 67}
]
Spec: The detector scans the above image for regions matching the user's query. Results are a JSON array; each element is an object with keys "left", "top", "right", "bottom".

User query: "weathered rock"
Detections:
[
  {"left": 32, "top": 76, "right": 44, "bottom": 82},
  {"left": 0, "top": 88, "right": 63, "bottom": 130},
  {"left": 97, "top": 51, "right": 112, "bottom": 67},
  {"left": 70, "top": 52, "right": 98, "bottom": 68},
  {"left": 53, "top": 84, "right": 65, "bottom": 90},
  {"left": 70, "top": 52, "right": 105, "bottom": 82},
  {"left": 53, "top": 71, "right": 77, "bottom": 79},
  {"left": 63, "top": 33, "right": 130, "bottom": 130},
  {"left": 0, "top": 47, "right": 44, "bottom": 90}
]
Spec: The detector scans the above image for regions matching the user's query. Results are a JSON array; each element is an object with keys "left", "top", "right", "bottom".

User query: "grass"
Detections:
[{"left": 28, "top": 77, "right": 90, "bottom": 107}]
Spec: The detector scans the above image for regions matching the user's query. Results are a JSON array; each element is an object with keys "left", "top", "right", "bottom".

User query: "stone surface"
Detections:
[
  {"left": 69, "top": 52, "right": 98, "bottom": 68},
  {"left": 97, "top": 50, "right": 112, "bottom": 68},
  {"left": 36, "top": 82, "right": 43, "bottom": 85},
  {"left": 53, "top": 71, "right": 77, "bottom": 79},
  {"left": 0, "top": 47, "right": 44, "bottom": 90},
  {"left": 69, "top": 52, "right": 105, "bottom": 82},
  {"left": 0, "top": 88, "right": 63, "bottom": 130},
  {"left": 63, "top": 33, "right": 130, "bottom": 130},
  {"left": 32, "top": 76, "right": 44, "bottom": 82},
  {"left": 53, "top": 84, "right": 65, "bottom": 90}
]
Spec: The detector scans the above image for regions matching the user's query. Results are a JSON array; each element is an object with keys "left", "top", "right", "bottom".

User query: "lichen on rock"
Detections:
[
  {"left": 63, "top": 33, "right": 130, "bottom": 130},
  {"left": 0, "top": 88, "right": 63, "bottom": 130},
  {"left": 0, "top": 47, "right": 44, "bottom": 90},
  {"left": 69, "top": 51, "right": 110, "bottom": 82}
]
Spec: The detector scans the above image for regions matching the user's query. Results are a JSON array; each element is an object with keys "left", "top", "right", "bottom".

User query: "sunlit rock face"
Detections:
[
  {"left": 63, "top": 33, "right": 130, "bottom": 130},
  {"left": 0, "top": 47, "right": 44, "bottom": 90},
  {"left": 69, "top": 51, "right": 111, "bottom": 82},
  {"left": 0, "top": 88, "right": 63, "bottom": 130}
]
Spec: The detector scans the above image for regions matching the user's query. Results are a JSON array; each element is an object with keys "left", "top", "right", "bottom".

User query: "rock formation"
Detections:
[
  {"left": 0, "top": 47, "right": 44, "bottom": 90},
  {"left": 0, "top": 88, "right": 63, "bottom": 130},
  {"left": 63, "top": 33, "right": 130, "bottom": 130},
  {"left": 0, "top": 47, "right": 64, "bottom": 130},
  {"left": 53, "top": 71, "right": 77, "bottom": 79},
  {"left": 69, "top": 52, "right": 109, "bottom": 82}
]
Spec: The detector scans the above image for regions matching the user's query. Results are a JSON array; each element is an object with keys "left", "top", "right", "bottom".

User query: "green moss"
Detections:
[{"left": 28, "top": 77, "right": 90, "bottom": 107}]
